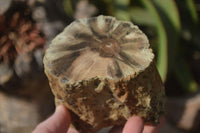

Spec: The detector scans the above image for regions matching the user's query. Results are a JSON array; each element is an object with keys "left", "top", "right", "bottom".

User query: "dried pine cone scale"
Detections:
[
  {"left": 0, "top": 2, "right": 46, "bottom": 85},
  {"left": 44, "top": 15, "right": 165, "bottom": 133}
]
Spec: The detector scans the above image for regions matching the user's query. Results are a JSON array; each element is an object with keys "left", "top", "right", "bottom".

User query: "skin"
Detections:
[{"left": 33, "top": 105, "right": 165, "bottom": 133}]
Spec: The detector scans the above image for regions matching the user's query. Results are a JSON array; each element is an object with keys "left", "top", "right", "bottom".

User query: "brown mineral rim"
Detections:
[{"left": 43, "top": 15, "right": 165, "bottom": 133}]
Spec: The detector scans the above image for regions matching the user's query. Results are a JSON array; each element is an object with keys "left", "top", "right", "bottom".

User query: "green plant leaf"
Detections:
[
  {"left": 152, "top": 0, "right": 181, "bottom": 74},
  {"left": 114, "top": 10, "right": 131, "bottom": 21},
  {"left": 185, "top": 0, "right": 199, "bottom": 24},
  {"left": 141, "top": 0, "right": 168, "bottom": 82},
  {"left": 153, "top": 0, "right": 181, "bottom": 31},
  {"left": 152, "top": 0, "right": 198, "bottom": 93},
  {"left": 113, "top": 0, "right": 131, "bottom": 21},
  {"left": 130, "top": 7, "right": 155, "bottom": 26},
  {"left": 63, "top": 0, "right": 74, "bottom": 16},
  {"left": 114, "top": 0, "right": 130, "bottom": 6}
]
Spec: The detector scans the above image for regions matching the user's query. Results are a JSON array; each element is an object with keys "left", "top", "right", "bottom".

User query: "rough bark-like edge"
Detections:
[{"left": 44, "top": 55, "right": 165, "bottom": 132}]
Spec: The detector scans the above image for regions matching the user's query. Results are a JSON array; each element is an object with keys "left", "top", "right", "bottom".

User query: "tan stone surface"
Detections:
[{"left": 44, "top": 15, "right": 165, "bottom": 132}]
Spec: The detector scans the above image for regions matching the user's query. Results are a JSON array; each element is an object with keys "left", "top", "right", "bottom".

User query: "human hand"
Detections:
[
  {"left": 109, "top": 116, "right": 165, "bottom": 133},
  {"left": 33, "top": 105, "right": 164, "bottom": 133},
  {"left": 32, "top": 105, "right": 72, "bottom": 133}
]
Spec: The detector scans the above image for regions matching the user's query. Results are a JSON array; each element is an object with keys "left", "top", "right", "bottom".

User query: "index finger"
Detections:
[
  {"left": 122, "top": 116, "right": 144, "bottom": 133},
  {"left": 33, "top": 105, "right": 71, "bottom": 133},
  {"left": 143, "top": 117, "right": 165, "bottom": 133}
]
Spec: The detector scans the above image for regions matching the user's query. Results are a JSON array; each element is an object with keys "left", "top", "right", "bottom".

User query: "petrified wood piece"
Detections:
[{"left": 43, "top": 15, "right": 165, "bottom": 133}]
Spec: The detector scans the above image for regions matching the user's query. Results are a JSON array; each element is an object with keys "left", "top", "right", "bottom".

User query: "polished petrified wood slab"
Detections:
[{"left": 44, "top": 15, "right": 165, "bottom": 133}]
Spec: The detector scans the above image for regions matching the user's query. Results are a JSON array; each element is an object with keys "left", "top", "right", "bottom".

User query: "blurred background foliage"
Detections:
[
  {"left": 63, "top": 0, "right": 200, "bottom": 95},
  {"left": 0, "top": 1, "right": 199, "bottom": 132}
]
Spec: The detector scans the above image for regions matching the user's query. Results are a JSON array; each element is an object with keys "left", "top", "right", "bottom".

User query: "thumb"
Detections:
[{"left": 33, "top": 105, "right": 71, "bottom": 133}]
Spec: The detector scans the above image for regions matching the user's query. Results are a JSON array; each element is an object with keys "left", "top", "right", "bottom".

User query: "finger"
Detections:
[
  {"left": 143, "top": 117, "right": 165, "bottom": 133},
  {"left": 32, "top": 105, "right": 71, "bottom": 133},
  {"left": 109, "top": 126, "right": 123, "bottom": 133},
  {"left": 67, "top": 127, "right": 79, "bottom": 133},
  {"left": 122, "top": 116, "right": 144, "bottom": 133}
]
